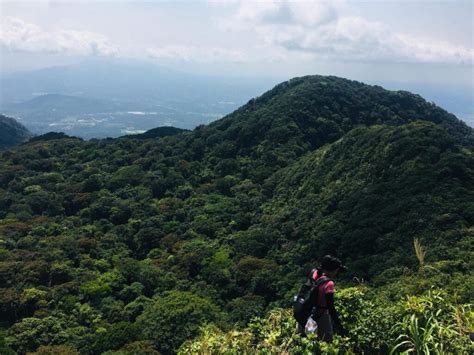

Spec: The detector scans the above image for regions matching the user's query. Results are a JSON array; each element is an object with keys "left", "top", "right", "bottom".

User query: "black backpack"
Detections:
[{"left": 293, "top": 270, "right": 330, "bottom": 324}]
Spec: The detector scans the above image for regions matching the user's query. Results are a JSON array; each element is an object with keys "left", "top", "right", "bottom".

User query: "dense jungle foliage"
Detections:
[{"left": 0, "top": 76, "right": 472, "bottom": 354}]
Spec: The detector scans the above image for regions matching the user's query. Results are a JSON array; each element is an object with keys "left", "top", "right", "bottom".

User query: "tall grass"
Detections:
[{"left": 414, "top": 238, "right": 426, "bottom": 270}]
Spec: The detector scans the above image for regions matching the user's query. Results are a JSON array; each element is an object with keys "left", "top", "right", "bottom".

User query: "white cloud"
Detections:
[
  {"left": 216, "top": 0, "right": 473, "bottom": 65},
  {"left": 236, "top": 0, "right": 338, "bottom": 26},
  {"left": 217, "top": 0, "right": 341, "bottom": 30},
  {"left": 147, "top": 45, "right": 247, "bottom": 63},
  {"left": 0, "top": 16, "right": 118, "bottom": 56}
]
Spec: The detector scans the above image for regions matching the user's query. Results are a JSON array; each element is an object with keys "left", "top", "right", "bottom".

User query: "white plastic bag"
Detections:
[{"left": 305, "top": 316, "right": 318, "bottom": 335}]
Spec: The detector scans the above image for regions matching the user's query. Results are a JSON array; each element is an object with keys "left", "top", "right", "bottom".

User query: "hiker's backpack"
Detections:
[{"left": 293, "top": 270, "right": 330, "bottom": 324}]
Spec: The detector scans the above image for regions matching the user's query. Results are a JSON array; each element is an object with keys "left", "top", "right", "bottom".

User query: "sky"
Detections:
[{"left": 0, "top": 0, "right": 473, "bottom": 86}]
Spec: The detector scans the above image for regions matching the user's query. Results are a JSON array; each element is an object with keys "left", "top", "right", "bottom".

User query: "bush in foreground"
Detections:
[{"left": 179, "top": 287, "right": 473, "bottom": 354}]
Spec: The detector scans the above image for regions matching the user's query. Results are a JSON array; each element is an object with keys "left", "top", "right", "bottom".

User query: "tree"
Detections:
[{"left": 136, "top": 291, "right": 222, "bottom": 353}]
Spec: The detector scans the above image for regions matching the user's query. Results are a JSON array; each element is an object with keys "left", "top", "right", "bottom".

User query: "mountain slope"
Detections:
[
  {"left": 208, "top": 75, "right": 472, "bottom": 147},
  {"left": 260, "top": 122, "right": 473, "bottom": 279},
  {"left": 0, "top": 76, "right": 472, "bottom": 354},
  {"left": 183, "top": 75, "right": 472, "bottom": 183},
  {"left": 0, "top": 115, "right": 31, "bottom": 149}
]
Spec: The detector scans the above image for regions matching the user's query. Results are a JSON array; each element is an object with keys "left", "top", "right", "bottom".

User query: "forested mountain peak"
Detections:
[
  {"left": 27, "top": 132, "right": 82, "bottom": 143},
  {"left": 120, "top": 126, "right": 188, "bottom": 140},
  {"left": 209, "top": 75, "right": 471, "bottom": 147},
  {"left": 0, "top": 115, "right": 32, "bottom": 149},
  {"left": 179, "top": 75, "right": 472, "bottom": 184}
]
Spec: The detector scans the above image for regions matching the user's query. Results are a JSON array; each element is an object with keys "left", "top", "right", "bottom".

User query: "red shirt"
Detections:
[{"left": 312, "top": 270, "right": 335, "bottom": 315}]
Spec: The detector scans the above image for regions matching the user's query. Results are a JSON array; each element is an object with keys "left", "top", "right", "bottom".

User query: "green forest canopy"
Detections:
[{"left": 0, "top": 76, "right": 472, "bottom": 354}]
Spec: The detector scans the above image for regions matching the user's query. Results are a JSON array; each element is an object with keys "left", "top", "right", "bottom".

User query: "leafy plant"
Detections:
[{"left": 390, "top": 314, "right": 439, "bottom": 354}]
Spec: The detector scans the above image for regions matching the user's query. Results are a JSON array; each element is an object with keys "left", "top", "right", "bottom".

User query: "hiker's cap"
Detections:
[{"left": 321, "top": 255, "right": 347, "bottom": 272}]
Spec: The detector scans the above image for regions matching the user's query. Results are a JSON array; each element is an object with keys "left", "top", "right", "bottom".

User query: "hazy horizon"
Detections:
[{"left": 1, "top": 0, "right": 473, "bottom": 133}]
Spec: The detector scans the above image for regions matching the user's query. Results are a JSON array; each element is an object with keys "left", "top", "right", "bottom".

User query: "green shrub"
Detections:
[
  {"left": 136, "top": 291, "right": 222, "bottom": 353},
  {"left": 180, "top": 288, "right": 473, "bottom": 354}
]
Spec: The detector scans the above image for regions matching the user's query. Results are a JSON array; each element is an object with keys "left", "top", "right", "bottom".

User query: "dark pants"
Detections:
[
  {"left": 316, "top": 313, "right": 333, "bottom": 342},
  {"left": 297, "top": 321, "right": 306, "bottom": 337}
]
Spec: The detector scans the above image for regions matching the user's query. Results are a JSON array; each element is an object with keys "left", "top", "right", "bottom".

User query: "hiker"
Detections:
[{"left": 296, "top": 255, "right": 348, "bottom": 342}]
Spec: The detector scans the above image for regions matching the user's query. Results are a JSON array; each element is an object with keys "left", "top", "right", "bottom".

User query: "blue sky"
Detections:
[{"left": 1, "top": 0, "right": 472, "bottom": 87}]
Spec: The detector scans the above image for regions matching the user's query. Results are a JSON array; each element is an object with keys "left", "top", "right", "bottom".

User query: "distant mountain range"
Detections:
[
  {"left": 0, "top": 59, "right": 276, "bottom": 138},
  {"left": 0, "top": 115, "right": 32, "bottom": 149},
  {"left": 4, "top": 94, "right": 108, "bottom": 112},
  {"left": 3, "top": 59, "right": 471, "bottom": 140}
]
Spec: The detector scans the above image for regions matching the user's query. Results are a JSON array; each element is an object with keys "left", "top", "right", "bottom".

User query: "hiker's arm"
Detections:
[{"left": 326, "top": 293, "right": 347, "bottom": 335}]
